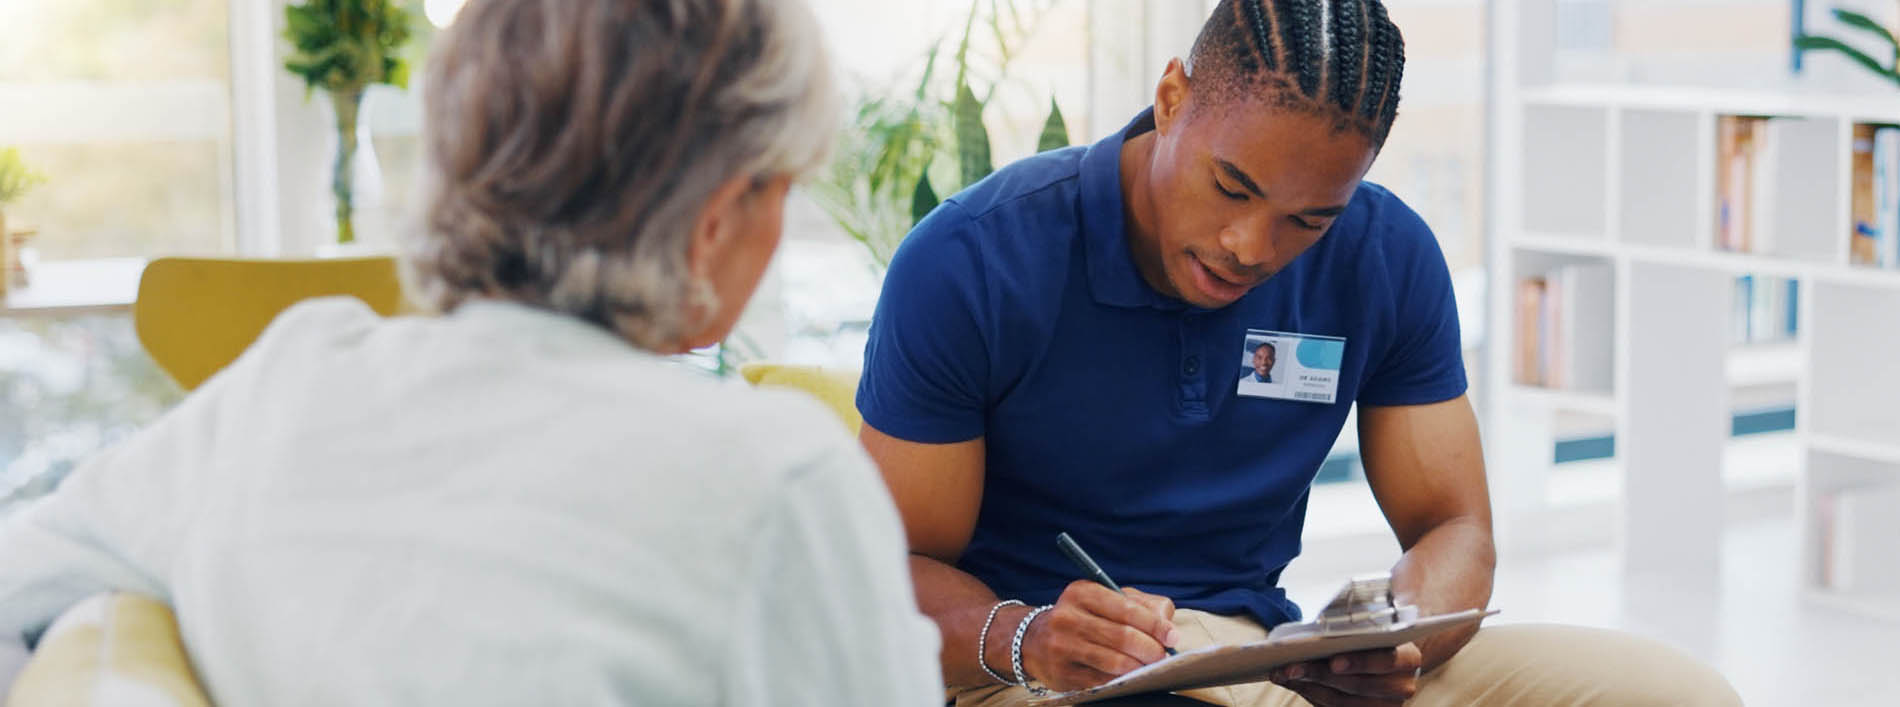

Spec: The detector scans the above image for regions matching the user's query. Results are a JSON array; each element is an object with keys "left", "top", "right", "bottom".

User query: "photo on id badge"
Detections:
[{"left": 1236, "top": 330, "right": 1345, "bottom": 404}]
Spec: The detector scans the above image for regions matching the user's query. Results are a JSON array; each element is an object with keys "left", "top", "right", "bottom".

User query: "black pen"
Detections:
[{"left": 1056, "top": 532, "right": 1177, "bottom": 656}]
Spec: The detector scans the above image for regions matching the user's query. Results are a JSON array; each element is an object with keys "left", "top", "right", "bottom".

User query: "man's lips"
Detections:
[{"left": 1195, "top": 254, "right": 1265, "bottom": 288}]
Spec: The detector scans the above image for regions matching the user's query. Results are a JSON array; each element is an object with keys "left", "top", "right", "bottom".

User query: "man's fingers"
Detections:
[
  {"left": 1050, "top": 606, "right": 1168, "bottom": 665},
  {"left": 1269, "top": 657, "right": 1418, "bottom": 702},
  {"left": 1277, "top": 677, "right": 1406, "bottom": 707},
  {"left": 1327, "top": 644, "right": 1421, "bottom": 675},
  {"left": 1060, "top": 637, "right": 1150, "bottom": 678},
  {"left": 1046, "top": 663, "right": 1123, "bottom": 692},
  {"left": 1303, "top": 672, "right": 1418, "bottom": 701},
  {"left": 1121, "top": 587, "right": 1177, "bottom": 622},
  {"left": 1069, "top": 581, "right": 1179, "bottom": 649}
]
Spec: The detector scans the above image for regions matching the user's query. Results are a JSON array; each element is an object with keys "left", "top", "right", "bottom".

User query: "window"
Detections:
[
  {"left": 0, "top": 0, "right": 236, "bottom": 261},
  {"left": 1553, "top": 0, "right": 1892, "bottom": 95},
  {"left": 761, "top": 0, "right": 1095, "bottom": 370},
  {"left": 0, "top": 2, "right": 443, "bottom": 514}
]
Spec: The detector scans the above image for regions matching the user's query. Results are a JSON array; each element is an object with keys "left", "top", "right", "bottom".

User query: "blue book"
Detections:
[
  {"left": 1878, "top": 128, "right": 1900, "bottom": 267},
  {"left": 1785, "top": 279, "right": 1800, "bottom": 338}
]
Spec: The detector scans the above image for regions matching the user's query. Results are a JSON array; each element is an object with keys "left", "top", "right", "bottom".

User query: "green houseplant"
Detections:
[
  {"left": 283, "top": 0, "right": 416, "bottom": 244},
  {"left": 0, "top": 147, "right": 45, "bottom": 227},
  {"left": 0, "top": 147, "right": 46, "bottom": 292},
  {"left": 1796, "top": 6, "right": 1900, "bottom": 88},
  {"left": 810, "top": 0, "right": 1069, "bottom": 268}
]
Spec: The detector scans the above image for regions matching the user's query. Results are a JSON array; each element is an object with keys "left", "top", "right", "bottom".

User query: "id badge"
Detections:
[{"left": 1235, "top": 329, "right": 1345, "bottom": 404}]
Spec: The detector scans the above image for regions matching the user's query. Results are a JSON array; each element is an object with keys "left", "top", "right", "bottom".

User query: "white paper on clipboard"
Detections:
[{"left": 1029, "top": 575, "right": 1497, "bottom": 706}]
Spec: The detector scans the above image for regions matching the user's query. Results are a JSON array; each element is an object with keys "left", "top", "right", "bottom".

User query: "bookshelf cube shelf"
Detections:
[
  {"left": 1801, "top": 449, "right": 1900, "bottom": 622},
  {"left": 1619, "top": 109, "right": 1702, "bottom": 250},
  {"left": 1491, "top": 1, "right": 1900, "bottom": 621},
  {"left": 1521, "top": 104, "right": 1610, "bottom": 240},
  {"left": 1735, "top": 115, "right": 1842, "bottom": 265},
  {"left": 1807, "top": 282, "right": 1900, "bottom": 450},
  {"left": 1509, "top": 250, "right": 1616, "bottom": 399}
]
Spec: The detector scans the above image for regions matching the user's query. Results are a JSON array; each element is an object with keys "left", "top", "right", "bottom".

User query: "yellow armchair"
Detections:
[
  {"left": 133, "top": 256, "right": 408, "bottom": 391},
  {"left": 738, "top": 363, "right": 864, "bottom": 434}
]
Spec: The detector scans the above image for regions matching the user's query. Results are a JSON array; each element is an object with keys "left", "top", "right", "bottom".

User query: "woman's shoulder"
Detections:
[{"left": 559, "top": 360, "right": 870, "bottom": 478}]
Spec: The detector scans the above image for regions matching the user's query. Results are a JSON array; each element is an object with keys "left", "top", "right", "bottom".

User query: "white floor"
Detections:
[{"left": 1290, "top": 513, "right": 1900, "bottom": 706}]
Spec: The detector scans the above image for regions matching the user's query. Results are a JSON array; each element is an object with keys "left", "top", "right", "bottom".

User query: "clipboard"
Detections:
[{"left": 1028, "top": 575, "right": 1498, "bottom": 706}]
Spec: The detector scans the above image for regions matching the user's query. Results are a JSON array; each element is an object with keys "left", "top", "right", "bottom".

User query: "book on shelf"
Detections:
[
  {"left": 1851, "top": 124, "right": 1879, "bottom": 265},
  {"left": 1850, "top": 123, "right": 1900, "bottom": 269},
  {"left": 1715, "top": 116, "right": 1778, "bottom": 254},
  {"left": 1515, "top": 278, "right": 1545, "bottom": 386},
  {"left": 1880, "top": 127, "right": 1900, "bottom": 268},
  {"left": 1513, "top": 263, "right": 1612, "bottom": 391},
  {"left": 1731, "top": 275, "right": 1799, "bottom": 345},
  {"left": 1817, "top": 484, "right": 1900, "bottom": 594}
]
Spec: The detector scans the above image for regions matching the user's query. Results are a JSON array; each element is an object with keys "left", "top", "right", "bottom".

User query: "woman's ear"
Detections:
[
  {"left": 1155, "top": 57, "right": 1191, "bottom": 136},
  {"left": 686, "top": 175, "right": 760, "bottom": 283}
]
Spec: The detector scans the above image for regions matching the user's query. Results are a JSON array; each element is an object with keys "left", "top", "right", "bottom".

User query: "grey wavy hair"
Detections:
[{"left": 406, "top": 0, "right": 837, "bottom": 350}]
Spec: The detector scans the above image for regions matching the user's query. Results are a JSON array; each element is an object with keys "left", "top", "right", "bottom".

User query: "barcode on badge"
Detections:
[{"left": 1293, "top": 391, "right": 1332, "bottom": 402}]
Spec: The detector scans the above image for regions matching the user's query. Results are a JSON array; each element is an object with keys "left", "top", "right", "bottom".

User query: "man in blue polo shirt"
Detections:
[{"left": 858, "top": 2, "right": 1740, "bottom": 706}]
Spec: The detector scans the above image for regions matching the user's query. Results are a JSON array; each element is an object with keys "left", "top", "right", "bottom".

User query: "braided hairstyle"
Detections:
[{"left": 1188, "top": 0, "right": 1406, "bottom": 147}]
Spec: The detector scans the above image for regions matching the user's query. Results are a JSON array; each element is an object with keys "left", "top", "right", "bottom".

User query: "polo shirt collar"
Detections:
[{"left": 1079, "top": 107, "right": 1185, "bottom": 311}]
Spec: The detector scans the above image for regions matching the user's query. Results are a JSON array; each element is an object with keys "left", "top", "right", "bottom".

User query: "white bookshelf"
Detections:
[
  {"left": 1727, "top": 342, "right": 1804, "bottom": 387},
  {"left": 1509, "top": 385, "right": 1619, "bottom": 417},
  {"left": 1488, "top": 1, "right": 1900, "bottom": 620}
]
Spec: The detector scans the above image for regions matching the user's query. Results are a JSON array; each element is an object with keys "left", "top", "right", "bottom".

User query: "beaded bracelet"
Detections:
[
  {"left": 1011, "top": 604, "right": 1057, "bottom": 694},
  {"left": 977, "top": 600, "right": 1026, "bottom": 686}
]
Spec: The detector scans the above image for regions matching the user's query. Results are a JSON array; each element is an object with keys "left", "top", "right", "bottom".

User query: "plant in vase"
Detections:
[
  {"left": 1796, "top": 6, "right": 1900, "bottom": 87},
  {"left": 0, "top": 147, "right": 46, "bottom": 293},
  {"left": 283, "top": 0, "right": 416, "bottom": 245}
]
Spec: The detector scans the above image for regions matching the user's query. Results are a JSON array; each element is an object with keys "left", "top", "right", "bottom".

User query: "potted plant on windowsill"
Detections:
[
  {"left": 283, "top": 0, "right": 415, "bottom": 247},
  {"left": 0, "top": 147, "right": 46, "bottom": 294}
]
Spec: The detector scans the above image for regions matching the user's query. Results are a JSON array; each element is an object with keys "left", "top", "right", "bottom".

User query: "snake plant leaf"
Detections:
[
  {"left": 1831, "top": 9, "right": 1900, "bottom": 57},
  {"left": 954, "top": 81, "right": 993, "bottom": 187},
  {"left": 912, "top": 170, "right": 942, "bottom": 227},
  {"left": 952, "top": 1, "right": 980, "bottom": 95},
  {"left": 1037, "top": 98, "right": 1070, "bottom": 153},
  {"left": 990, "top": 0, "right": 1013, "bottom": 66},
  {"left": 1794, "top": 35, "right": 1900, "bottom": 86},
  {"left": 914, "top": 42, "right": 945, "bottom": 103}
]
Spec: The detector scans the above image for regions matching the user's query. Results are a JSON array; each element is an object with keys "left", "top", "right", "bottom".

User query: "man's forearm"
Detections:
[
  {"left": 1388, "top": 514, "right": 1495, "bottom": 670},
  {"left": 911, "top": 554, "right": 1037, "bottom": 689}
]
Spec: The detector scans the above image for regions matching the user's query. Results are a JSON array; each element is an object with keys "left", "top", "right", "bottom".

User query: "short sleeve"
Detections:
[
  {"left": 1356, "top": 195, "right": 1469, "bottom": 407},
  {"left": 856, "top": 202, "right": 992, "bottom": 443}
]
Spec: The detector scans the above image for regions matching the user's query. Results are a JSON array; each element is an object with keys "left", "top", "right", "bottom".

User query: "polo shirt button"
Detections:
[{"left": 1183, "top": 356, "right": 1200, "bottom": 376}]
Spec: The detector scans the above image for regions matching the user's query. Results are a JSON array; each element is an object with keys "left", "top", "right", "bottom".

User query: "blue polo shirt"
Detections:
[{"left": 857, "top": 109, "right": 1466, "bottom": 627}]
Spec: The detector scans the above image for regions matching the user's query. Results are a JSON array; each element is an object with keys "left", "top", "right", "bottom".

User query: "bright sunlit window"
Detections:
[{"left": 0, "top": 0, "right": 235, "bottom": 261}]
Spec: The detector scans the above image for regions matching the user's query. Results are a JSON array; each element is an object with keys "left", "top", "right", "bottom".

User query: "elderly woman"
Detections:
[{"left": 0, "top": 0, "right": 942, "bottom": 703}]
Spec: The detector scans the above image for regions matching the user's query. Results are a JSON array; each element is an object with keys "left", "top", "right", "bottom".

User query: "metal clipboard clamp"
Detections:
[{"left": 1265, "top": 573, "right": 1420, "bottom": 641}]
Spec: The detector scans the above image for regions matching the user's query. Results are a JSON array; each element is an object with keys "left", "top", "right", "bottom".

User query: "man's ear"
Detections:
[
  {"left": 1155, "top": 57, "right": 1192, "bottom": 136},
  {"left": 686, "top": 175, "right": 758, "bottom": 283}
]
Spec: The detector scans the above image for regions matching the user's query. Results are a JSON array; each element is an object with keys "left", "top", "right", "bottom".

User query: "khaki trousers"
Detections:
[{"left": 951, "top": 609, "right": 1741, "bottom": 707}]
